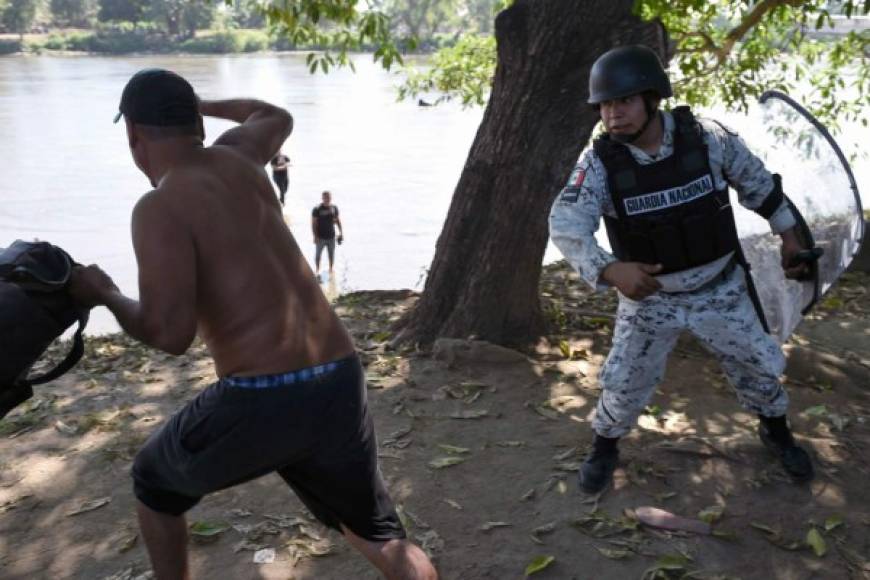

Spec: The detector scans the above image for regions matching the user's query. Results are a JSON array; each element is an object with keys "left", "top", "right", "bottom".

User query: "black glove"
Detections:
[{"left": 337, "top": 235, "right": 344, "bottom": 245}]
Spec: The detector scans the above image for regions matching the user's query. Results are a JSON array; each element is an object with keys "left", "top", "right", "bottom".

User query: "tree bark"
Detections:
[{"left": 395, "top": 0, "right": 668, "bottom": 347}]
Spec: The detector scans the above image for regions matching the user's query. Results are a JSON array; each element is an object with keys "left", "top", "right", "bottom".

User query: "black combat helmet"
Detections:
[{"left": 587, "top": 45, "right": 672, "bottom": 105}]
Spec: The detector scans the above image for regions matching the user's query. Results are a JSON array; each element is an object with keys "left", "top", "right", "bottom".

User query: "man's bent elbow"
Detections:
[
  {"left": 141, "top": 319, "right": 195, "bottom": 356},
  {"left": 282, "top": 110, "right": 294, "bottom": 138},
  {"left": 270, "top": 106, "right": 293, "bottom": 138},
  {"left": 159, "top": 338, "right": 192, "bottom": 357}
]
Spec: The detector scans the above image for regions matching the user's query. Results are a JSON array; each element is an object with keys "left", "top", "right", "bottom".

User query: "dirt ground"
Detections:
[{"left": 1, "top": 262, "right": 868, "bottom": 580}]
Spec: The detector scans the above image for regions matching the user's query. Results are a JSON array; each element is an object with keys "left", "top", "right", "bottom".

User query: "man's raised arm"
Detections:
[{"left": 200, "top": 99, "right": 293, "bottom": 165}]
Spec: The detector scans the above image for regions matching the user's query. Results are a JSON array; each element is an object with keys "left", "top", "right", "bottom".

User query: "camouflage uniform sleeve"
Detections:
[
  {"left": 703, "top": 119, "right": 796, "bottom": 234},
  {"left": 548, "top": 150, "right": 617, "bottom": 291}
]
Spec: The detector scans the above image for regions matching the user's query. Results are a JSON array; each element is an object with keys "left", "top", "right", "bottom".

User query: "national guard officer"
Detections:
[{"left": 548, "top": 45, "right": 815, "bottom": 494}]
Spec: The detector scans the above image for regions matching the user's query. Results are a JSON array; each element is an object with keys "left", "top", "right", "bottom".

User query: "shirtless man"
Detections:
[{"left": 69, "top": 68, "right": 436, "bottom": 580}]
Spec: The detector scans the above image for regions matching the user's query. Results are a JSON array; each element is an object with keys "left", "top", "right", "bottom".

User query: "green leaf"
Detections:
[
  {"left": 524, "top": 555, "right": 555, "bottom": 576},
  {"left": 806, "top": 527, "right": 827, "bottom": 557},
  {"left": 821, "top": 296, "right": 844, "bottom": 309},
  {"left": 824, "top": 515, "right": 844, "bottom": 532},
  {"left": 641, "top": 553, "right": 691, "bottom": 578},
  {"left": 803, "top": 405, "right": 828, "bottom": 417},
  {"left": 558, "top": 340, "right": 571, "bottom": 359},
  {"left": 655, "top": 553, "right": 692, "bottom": 569},
  {"left": 698, "top": 505, "right": 724, "bottom": 524},
  {"left": 712, "top": 528, "right": 739, "bottom": 541},
  {"left": 189, "top": 521, "right": 230, "bottom": 537}
]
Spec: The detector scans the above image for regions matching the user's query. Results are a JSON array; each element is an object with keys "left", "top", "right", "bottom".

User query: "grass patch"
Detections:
[
  {"left": 0, "top": 397, "right": 54, "bottom": 436},
  {"left": 26, "top": 27, "right": 273, "bottom": 54}
]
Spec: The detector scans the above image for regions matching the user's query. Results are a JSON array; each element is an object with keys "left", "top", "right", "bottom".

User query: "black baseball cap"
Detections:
[{"left": 113, "top": 68, "right": 199, "bottom": 126}]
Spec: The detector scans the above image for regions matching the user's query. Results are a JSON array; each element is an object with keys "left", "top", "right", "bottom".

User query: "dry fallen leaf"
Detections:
[
  {"left": 437, "top": 444, "right": 471, "bottom": 455},
  {"left": 450, "top": 410, "right": 489, "bottom": 420},
  {"left": 116, "top": 532, "right": 138, "bottom": 554},
  {"left": 253, "top": 548, "right": 276, "bottom": 564},
  {"left": 428, "top": 456, "right": 467, "bottom": 469},
  {"left": 444, "top": 499, "right": 463, "bottom": 510},
  {"left": 634, "top": 506, "right": 711, "bottom": 535},
  {"left": 66, "top": 496, "right": 111, "bottom": 517},
  {"left": 55, "top": 420, "right": 78, "bottom": 436},
  {"left": 597, "top": 547, "right": 632, "bottom": 560},
  {"left": 553, "top": 447, "right": 577, "bottom": 461},
  {"left": 480, "top": 521, "right": 512, "bottom": 531}
]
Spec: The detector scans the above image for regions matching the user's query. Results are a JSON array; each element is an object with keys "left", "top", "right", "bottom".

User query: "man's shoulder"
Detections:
[
  {"left": 131, "top": 188, "right": 176, "bottom": 229},
  {"left": 574, "top": 147, "right": 607, "bottom": 184},
  {"left": 695, "top": 116, "right": 741, "bottom": 140},
  {"left": 574, "top": 145, "right": 603, "bottom": 168}
]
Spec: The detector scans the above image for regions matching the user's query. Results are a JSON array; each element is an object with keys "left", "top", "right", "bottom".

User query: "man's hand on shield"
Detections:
[{"left": 780, "top": 227, "right": 810, "bottom": 280}]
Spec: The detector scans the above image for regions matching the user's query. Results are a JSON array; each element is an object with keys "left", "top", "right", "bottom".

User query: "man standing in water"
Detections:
[
  {"left": 270, "top": 149, "right": 291, "bottom": 206},
  {"left": 312, "top": 190, "right": 343, "bottom": 276},
  {"left": 69, "top": 69, "right": 436, "bottom": 580}
]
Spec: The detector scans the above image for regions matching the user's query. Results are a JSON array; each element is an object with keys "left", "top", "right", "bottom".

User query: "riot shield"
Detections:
[{"left": 731, "top": 91, "right": 865, "bottom": 343}]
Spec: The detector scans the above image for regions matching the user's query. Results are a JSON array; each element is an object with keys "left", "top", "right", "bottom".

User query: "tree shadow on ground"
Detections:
[{"left": 1, "top": 265, "right": 868, "bottom": 579}]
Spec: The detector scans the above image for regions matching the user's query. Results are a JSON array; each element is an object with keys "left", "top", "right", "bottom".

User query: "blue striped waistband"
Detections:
[{"left": 223, "top": 355, "right": 354, "bottom": 389}]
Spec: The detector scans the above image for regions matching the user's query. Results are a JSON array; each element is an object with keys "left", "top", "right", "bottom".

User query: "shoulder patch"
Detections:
[
  {"left": 568, "top": 166, "right": 586, "bottom": 188},
  {"left": 559, "top": 188, "right": 582, "bottom": 203}
]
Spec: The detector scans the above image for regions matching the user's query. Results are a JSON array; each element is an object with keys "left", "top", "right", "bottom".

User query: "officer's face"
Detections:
[{"left": 599, "top": 94, "right": 646, "bottom": 137}]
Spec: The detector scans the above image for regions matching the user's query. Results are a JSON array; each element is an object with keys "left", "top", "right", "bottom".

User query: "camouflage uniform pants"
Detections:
[{"left": 593, "top": 265, "right": 789, "bottom": 438}]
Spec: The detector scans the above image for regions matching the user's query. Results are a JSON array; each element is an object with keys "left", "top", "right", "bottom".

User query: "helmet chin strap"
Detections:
[{"left": 612, "top": 97, "right": 659, "bottom": 144}]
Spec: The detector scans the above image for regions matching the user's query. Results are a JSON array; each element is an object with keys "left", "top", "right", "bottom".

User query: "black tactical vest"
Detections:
[{"left": 593, "top": 106, "right": 740, "bottom": 275}]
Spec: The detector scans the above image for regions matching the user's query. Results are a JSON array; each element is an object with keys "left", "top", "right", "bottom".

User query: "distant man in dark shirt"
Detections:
[
  {"left": 312, "top": 190, "right": 343, "bottom": 275},
  {"left": 270, "top": 150, "right": 291, "bottom": 206}
]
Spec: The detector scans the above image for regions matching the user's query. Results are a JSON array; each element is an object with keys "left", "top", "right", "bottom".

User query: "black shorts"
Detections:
[
  {"left": 131, "top": 355, "right": 405, "bottom": 542},
  {"left": 272, "top": 171, "right": 288, "bottom": 192}
]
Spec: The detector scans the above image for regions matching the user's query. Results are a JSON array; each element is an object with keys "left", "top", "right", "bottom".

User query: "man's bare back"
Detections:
[
  {"left": 70, "top": 69, "right": 436, "bottom": 580},
  {"left": 75, "top": 92, "right": 353, "bottom": 377},
  {"left": 141, "top": 144, "right": 353, "bottom": 377}
]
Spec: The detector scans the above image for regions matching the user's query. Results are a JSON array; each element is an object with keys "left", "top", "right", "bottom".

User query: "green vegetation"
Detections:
[
  {"left": 24, "top": 24, "right": 274, "bottom": 54},
  {"left": 0, "top": 0, "right": 498, "bottom": 56},
  {"left": 399, "top": 0, "right": 870, "bottom": 130},
  {"left": 2, "top": 0, "right": 38, "bottom": 40}
]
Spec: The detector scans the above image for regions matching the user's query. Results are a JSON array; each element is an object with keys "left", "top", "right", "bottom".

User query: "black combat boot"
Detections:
[
  {"left": 758, "top": 415, "right": 814, "bottom": 482},
  {"left": 578, "top": 435, "right": 619, "bottom": 494}
]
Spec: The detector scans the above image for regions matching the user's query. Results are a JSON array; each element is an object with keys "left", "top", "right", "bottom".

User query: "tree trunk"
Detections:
[{"left": 395, "top": 0, "right": 668, "bottom": 347}]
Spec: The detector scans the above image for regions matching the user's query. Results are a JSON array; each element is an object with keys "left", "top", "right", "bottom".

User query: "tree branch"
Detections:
[
  {"left": 716, "top": 0, "right": 803, "bottom": 63},
  {"left": 671, "top": 29, "right": 719, "bottom": 52}
]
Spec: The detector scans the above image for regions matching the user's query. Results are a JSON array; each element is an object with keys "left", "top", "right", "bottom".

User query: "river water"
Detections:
[{"left": 0, "top": 54, "right": 867, "bottom": 334}]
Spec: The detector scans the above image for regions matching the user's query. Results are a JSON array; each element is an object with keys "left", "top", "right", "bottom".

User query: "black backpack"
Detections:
[{"left": 0, "top": 240, "right": 89, "bottom": 419}]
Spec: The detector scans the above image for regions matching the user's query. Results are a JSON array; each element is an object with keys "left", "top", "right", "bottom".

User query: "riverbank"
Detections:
[
  {"left": 1, "top": 27, "right": 319, "bottom": 55},
  {"left": 0, "top": 26, "right": 449, "bottom": 56},
  {"left": 1, "top": 261, "right": 868, "bottom": 578}
]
